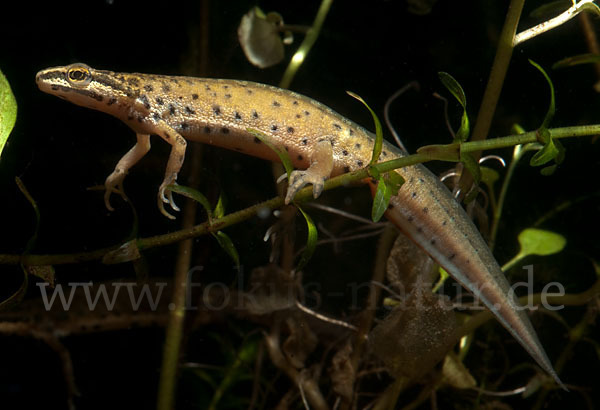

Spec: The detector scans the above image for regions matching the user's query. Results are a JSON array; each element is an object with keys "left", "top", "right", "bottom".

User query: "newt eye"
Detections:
[{"left": 66, "top": 64, "right": 92, "bottom": 86}]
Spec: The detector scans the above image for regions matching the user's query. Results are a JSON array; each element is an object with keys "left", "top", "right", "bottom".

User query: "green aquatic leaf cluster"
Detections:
[
  {"left": 529, "top": 60, "right": 565, "bottom": 175},
  {"left": 347, "top": 91, "right": 405, "bottom": 222}
]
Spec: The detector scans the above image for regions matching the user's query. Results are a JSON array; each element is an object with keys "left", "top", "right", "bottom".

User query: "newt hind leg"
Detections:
[{"left": 283, "top": 139, "right": 334, "bottom": 204}]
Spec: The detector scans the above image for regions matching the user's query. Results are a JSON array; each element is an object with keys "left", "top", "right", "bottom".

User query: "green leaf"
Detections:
[
  {"left": 168, "top": 184, "right": 213, "bottom": 218},
  {"left": 460, "top": 152, "right": 481, "bottom": 185},
  {"left": 212, "top": 231, "right": 240, "bottom": 269},
  {"left": 247, "top": 128, "right": 294, "bottom": 178},
  {"left": 553, "top": 53, "right": 600, "bottom": 69},
  {"left": 530, "top": 136, "right": 559, "bottom": 167},
  {"left": 438, "top": 72, "right": 470, "bottom": 142},
  {"left": 346, "top": 91, "right": 383, "bottom": 166},
  {"left": 214, "top": 194, "right": 226, "bottom": 219},
  {"left": 480, "top": 166, "right": 500, "bottom": 187},
  {"left": 529, "top": 60, "right": 555, "bottom": 130},
  {"left": 371, "top": 176, "right": 392, "bottom": 222},
  {"left": 371, "top": 172, "right": 405, "bottom": 222},
  {"left": 518, "top": 228, "right": 566, "bottom": 257},
  {"left": 416, "top": 143, "right": 461, "bottom": 162},
  {"left": 0, "top": 68, "right": 17, "bottom": 160},
  {"left": 296, "top": 206, "right": 318, "bottom": 271},
  {"left": 502, "top": 228, "right": 567, "bottom": 272}
]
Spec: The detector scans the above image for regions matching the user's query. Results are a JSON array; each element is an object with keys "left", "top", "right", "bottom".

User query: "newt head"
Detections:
[{"left": 36, "top": 63, "right": 138, "bottom": 113}]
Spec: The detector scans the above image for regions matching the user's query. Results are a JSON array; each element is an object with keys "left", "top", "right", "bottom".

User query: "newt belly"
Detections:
[{"left": 36, "top": 63, "right": 563, "bottom": 387}]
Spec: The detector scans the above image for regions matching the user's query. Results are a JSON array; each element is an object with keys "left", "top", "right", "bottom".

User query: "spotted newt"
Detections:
[{"left": 35, "top": 63, "right": 564, "bottom": 388}]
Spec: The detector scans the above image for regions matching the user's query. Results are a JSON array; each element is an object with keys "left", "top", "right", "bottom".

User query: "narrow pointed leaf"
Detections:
[
  {"left": 296, "top": 206, "right": 318, "bottom": 271},
  {"left": 212, "top": 231, "right": 240, "bottom": 269},
  {"left": 438, "top": 72, "right": 470, "bottom": 142},
  {"left": 346, "top": 91, "right": 383, "bottom": 166},
  {"left": 247, "top": 128, "right": 294, "bottom": 178}
]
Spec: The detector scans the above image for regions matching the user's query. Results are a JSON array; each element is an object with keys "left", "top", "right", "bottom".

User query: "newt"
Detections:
[{"left": 36, "top": 63, "right": 564, "bottom": 388}]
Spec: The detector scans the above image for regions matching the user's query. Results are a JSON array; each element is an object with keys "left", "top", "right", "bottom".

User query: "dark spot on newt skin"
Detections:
[
  {"left": 296, "top": 114, "right": 302, "bottom": 118},
  {"left": 127, "top": 78, "right": 140, "bottom": 86},
  {"left": 164, "top": 133, "right": 171, "bottom": 140},
  {"left": 252, "top": 110, "right": 259, "bottom": 119},
  {"left": 407, "top": 215, "right": 414, "bottom": 222},
  {"left": 137, "top": 115, "right": 144, "bottom": 123},
  {"left": 178, "top": 96, "right": 184, "bottom": 100},
  {"left": 466, "top": 259, "right": 471, "bottom": 264},
  {"left": 342, "top": 150, "right": 349, "bottom": 156},
  {"left": 144, "top": 84, "right": 153, "bottom": 92},
  {"left": 419, "top": 178, "right": 425, "bottom": 183},
  {"left": 107, "top": 98, "right": 117, "bottom": 105},
  {"left": 409, "top": 177, "right": 414, "bottom": 183},
  {"left": 422, "top": 207, "right": 428, "bottom": 213},
  {"left": 297, "top": 155, "right": 304, "bottom": 161},
  {"left": 223, "top": 85, "right": 229, "bottom": 89},
  {"left": 357, "top": 160, "right": 364, "bottom": 167},
  {"left": 382, "top": 151, "right": 388, "bottom": 157},
  {"left": 153, "top": 113, "right": 161, "bottom": 121},
  {"left": 234, "top": 112, "right": 242, "bottom": 120},
  {"left": 304, "top": 110, "right": 310, "bottom": 116},
  {"left": 442, "top": 220, "right": 447, "bottom": 226},
  {"left": 180, "top": 122, "right": 189, "bottom": 129},
  {"left": 272, "top": 101, "right": 281, "bottom": 107},
  {"left": 127, "top": 115, "right": 134, "bottom": 121},
  {"left": 213, "top": 105, "right": 221, "bottom": 115},
  {"left": 140, "top": 95, "right": 151, "bottom": 109},
  {"left": 225, "top": 94, "right": 231, "bottom": 99},
  {"left": 449, "top": 253, "right": 456, "bottom": 260},
  {"left": 185, "top": 106, "right": 195, "bottom": 115},
  {"left": 221, "top": 127, "right": 230, "bottom": 134},
  {"left": 247, "top": 89, "right": 253, "bottom": 95},
  {"left": 412, "top": 192, "right": 417, "bottom": 198},
  {"left": 302, "top": 138, "right": 308, "bottom": 145},
  {"left": 284, "top": 146, "right": 289, "bottom": 151},
  {"left": 333, "top": 123, "right": 342, "bottom": 130},
  {"left": 293, "top": 100, "right": 298, "bottom": 105},
  {"left": 192, "top": 93, "right": 198, "bottom": 100},
  {"left": 156, "top": 97, "right": 164, "bottom": 105},
  {"left": 388, "top": 203, "right": 394, "bottom": 209},
  {"left": 349, "top": 129, "right": 354, "bottom": 136},
  {"left": 271, "top": 125, "right": 278, "bottom": 131},
  {"left": 162, "top": 84, "right": 171, "bottom": 92},
  {"left": 287, "top": 127, "right": 294, "bottom": 133},
  {"left": 430, "top": 239, "right": 436, "bottom": 245},
  {"left": 204, "top": 126, "right": 211, "bottom": 133},
  {"left": 169, "top": 104, "right": 176, "bottom": 115},
  {"left": 416, "top": 227, "right": 423, "bottom": 233},
  {"left": 355, "top": 143, "right": 361, "bottom": 149},
  {"left": 205, "top": 85, "right": 211, "bottom": 91},
  {"left": 253, "top": 137, "right": 261, "bottom": 144},
  {"left": 344, "top": 166, "right": 350, "bottom": 173},
  {"left": 177, "top": 136, "right": 186, "bottom": 146}
]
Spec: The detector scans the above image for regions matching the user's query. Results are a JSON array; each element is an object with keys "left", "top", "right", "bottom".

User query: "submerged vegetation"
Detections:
[{"left": 1, "top": 1, "right": 599, "bottom": 409}]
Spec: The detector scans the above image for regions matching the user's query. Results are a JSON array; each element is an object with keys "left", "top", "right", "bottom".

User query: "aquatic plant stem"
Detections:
[
  {"left": 279, "top": 0, "right": 333, "bottom": 89},
  {"left": 2, "top": 125, "right": 598, "bottom": 267},
  {"left": 457, "top": 0, "right": 524, "bottom": 199}
]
